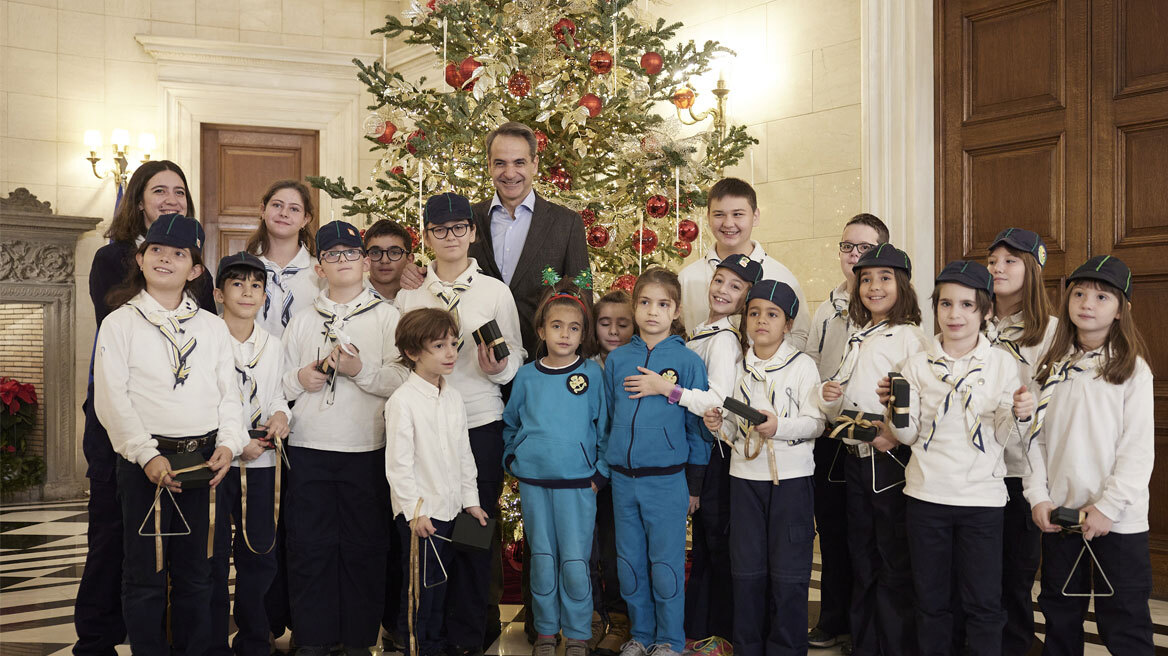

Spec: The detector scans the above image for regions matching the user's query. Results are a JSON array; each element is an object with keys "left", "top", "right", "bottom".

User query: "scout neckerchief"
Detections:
[
  {"left": 1027, "top": 350, "right": 1101, "bottom": 446},
  {"left": 986, "top": 314, "right": 1027, "bottom": 363},
  {"left": 818, "top": 287, "right": 850, "bottom": 354},
  {"left": 263, "top": 253, "right": 304, "bottom": 328},
  {"left": 921, "top": 350, "right": 986, "bottom": 453},
  {"left": 315, "top": 291, "right": 383, "bottom": 403},
  {"left": 232, "top": 325, "right": 283, "bottom": 554},
  {"left": 734, "top": 347, "right": 804, "bottom": 484},
  {"left": 429, "top": 276, "right": 472, "bottom": 349},
  {"left": 687, "top": 320, "right": 740, "bottom": 343},
  {"left": 832, "top": 320, "right": 890, "bottom": 387},
  {"left": 129, "top": 293, "right": 200, "bottom": 388}
]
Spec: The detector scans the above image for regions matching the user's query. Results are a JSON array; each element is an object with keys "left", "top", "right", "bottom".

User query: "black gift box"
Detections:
[
  {"left": 831, "top": 410, "right": 883, "bottom": 442},
  {"left": 473, "top": 320, "right": 510, "bottom": 361},
  {"left": 723, "top": 397, "right": 766, "bottom": 426},
  {"left": 888, "top": 372, "right": 910, "bottom": 428},
  {"left": 1050, "top": 506, "right": 1084, "bottom": 529},
  {"left": 451, "top": 512, "right": 497, "bottom": 552},
  {"left": 164, "top": 452, "right": 213, "bottom": 489}
]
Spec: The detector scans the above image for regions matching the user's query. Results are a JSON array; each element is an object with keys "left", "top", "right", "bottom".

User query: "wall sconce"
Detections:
[
  {"left": 673, "top": 72, "right": 730, "bottom": 141},
  {"left": 85, "top": 129, "right": 155, "bottom": 196}
]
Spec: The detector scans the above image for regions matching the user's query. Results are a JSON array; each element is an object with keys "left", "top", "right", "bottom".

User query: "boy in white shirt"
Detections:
[
  {"left": 385, "top": 307, "right": 489, "bottom": 656},
  {"left": 281, "top": 220, "right": 406, "bottom": 654},
  {"left": 395, "top": 193, "right": 524, "bottom": 655},
  {"left": 805, "top": 213, "right": 889, "bottom": 650},
  {"left": 209, "top": 252, "right": 292, "bottom": 656},
  {"left": 678, "top": 177, "right": 810, "bottom": 349}
]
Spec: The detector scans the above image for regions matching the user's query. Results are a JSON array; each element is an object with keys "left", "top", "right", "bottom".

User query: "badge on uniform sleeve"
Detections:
[
  {"left": 660, "top": 368, "right": 678, "bottom": 384},
  {"left": 567, "top": 373, "right": 589, "bottom": 395}
]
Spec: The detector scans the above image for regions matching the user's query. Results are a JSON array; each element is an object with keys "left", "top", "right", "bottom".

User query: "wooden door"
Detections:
[
  {"left": 199, "top": 124, "right": 320, "bottom": 269},
  {"left": 937, "top": 0, "right": 1168, "bottom": 594}
]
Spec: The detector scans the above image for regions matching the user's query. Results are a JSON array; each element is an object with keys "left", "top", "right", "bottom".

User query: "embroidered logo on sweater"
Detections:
[
  {"left": 660, "top": 368, "right": 678, "bottom": 384},
  {"left": 567, "top": 373, "right": 589, "bottom": 395}
]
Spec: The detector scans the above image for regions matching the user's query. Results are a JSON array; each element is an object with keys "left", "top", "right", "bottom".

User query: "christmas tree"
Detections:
[{"left": 309, "top": 0, "right": 756, "bottom": 292}]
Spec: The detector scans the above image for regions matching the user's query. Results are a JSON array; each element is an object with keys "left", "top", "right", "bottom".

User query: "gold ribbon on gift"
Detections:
[
  {"left": 828, "top": 413, "right": 878, "bottom": 442},
  {"left": 137, "top": 462, "right": 216, "bottom": 573},
  {"left": 239, "top": 436, "right": 284, "bottom": 555},
  {"left": 887, "top": 375, "right": 910, "bottom": 424},
  {"left": 406, "top": 498, "right": 425, "bottom": 656},
  {"left": 736, "top": 428, "right": 781, "bottom": 485},
  {"left": 483, "top": 337, "right": 506, "bottom": 349}
]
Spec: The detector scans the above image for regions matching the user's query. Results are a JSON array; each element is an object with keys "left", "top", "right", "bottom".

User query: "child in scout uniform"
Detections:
[
  {"left": 94, "top": 213, "right": 248, "bottom": 654},
  {"left": 805, "top": 213, "right": 889, "bottom": 650},
  {"left": 1024, "top": 255, "right": 1155, "bottom": 655},
  {"left": 677, "top": 177, "right": 810, "bottom": 348},
  {"left": 385, "top": 307, "right": 489, "bottom": 656},
  {"left": 280, "top": 220, "right": 405, "bottom": 654},
  {"left": 209, "top": 252, "right": 292, "bottom": 656},
  {"left": 703, "top": 280, "right": 826, "bottom": 656},
  {"left": 503, "top": 279, "right": 609, "bottom": 656},
  {"left": 394, "top": 192, "right": 525, "bottom": 655},
  {"left": 983, "top": 227, "right": 1058, "bottom": 656},
  {"left": 883, "top": 261, "right": 1034, "bottom": 656},
  {"left": 817, "top": 244, "right": 928, "bottom": 656},
  {"left": 603, "top": 267, "right": 709, "bottom": 656},
  {"left": 622, "top": 255, "right": 763, "bottom": 650}
]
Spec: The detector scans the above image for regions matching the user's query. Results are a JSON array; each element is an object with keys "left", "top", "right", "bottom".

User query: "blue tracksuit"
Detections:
[
  {"left": 503, "top": 357, "right": 610, "bottom": 640},
  {"left": 603, "top": 335, "right": 710, "bottom": 650}
]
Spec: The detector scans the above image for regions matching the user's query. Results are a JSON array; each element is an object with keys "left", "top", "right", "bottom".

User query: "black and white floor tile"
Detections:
[{"left": 2, "top": 499, "right": 1165, "bottom": 655}]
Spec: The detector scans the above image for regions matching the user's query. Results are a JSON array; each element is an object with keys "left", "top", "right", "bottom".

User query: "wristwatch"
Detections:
[{"left": 668, "top": 384, "right": 683, "bottom": 405}]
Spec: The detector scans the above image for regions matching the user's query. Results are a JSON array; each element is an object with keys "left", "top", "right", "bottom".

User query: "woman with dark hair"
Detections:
[{"left": 73, "top": 160, "right": 216, "bottom": 656}]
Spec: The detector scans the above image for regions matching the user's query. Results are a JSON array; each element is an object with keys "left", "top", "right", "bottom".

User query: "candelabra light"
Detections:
[
  {"left": 84, "top": 129, "right": 155, "bottom": 196},
  {"left": 674, "top": 73, "right": 730, "bottom": 141}
]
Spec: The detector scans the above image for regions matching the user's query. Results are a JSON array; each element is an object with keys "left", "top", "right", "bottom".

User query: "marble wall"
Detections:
[{"left": 661, "top": 0, "right": 862, "bottom": 304}]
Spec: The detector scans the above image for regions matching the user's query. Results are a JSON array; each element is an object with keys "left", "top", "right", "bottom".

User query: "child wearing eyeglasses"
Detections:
[
  {"left": 364, "top": 219, "right": 416, "bottom": 304},
  {"left": 280, "top": 220, "right": 407, "bottom": 653},
  {"left": 394, "top": 193, "right": 526, "bottom": 656}
]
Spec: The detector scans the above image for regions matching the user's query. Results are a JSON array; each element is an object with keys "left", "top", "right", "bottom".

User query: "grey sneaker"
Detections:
[
  {"left": 533, "top": 636, "right": 558, "bottom": 656},
  {"left": 565, "top": 638, "right": 590, "bottom": 656},
  {"left": 620, "top": 640, "right": 650, "bottom": 656},
  {"left": 649, "top": 644, "right": 682, "bottom": 656}
]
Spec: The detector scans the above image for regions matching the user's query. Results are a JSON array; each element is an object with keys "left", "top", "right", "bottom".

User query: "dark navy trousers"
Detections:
[
  {"left": 117, "top": 451, "right": 216, "bottom": 655},
  {"left": 906, "top": 498, "right": 1004, "bottom": 656},
  {"left": 1000, "top": 478, "right": 1039, "bottom": 655},
  {"left": 285, "top": 446, "right": 389, "bottom": 649},
  {"left": 729, "top": 475, "right": 815, "bottom": 656},
  {"left": 684, "top": 443, "right": 734, "bottom": 641},
  {"left": 211, "top": 466, "right": 278, "bottom": 656},
  {"left": 443, "top": 421, "right": 504, "bottom": 650},
  {"left": 811, "top": 436, "right": 852, "bottom": 637},
  {"left": 844, "top": 447, "right": 916, "bottom": 656},
  {"left": 1038, "top": 530, "right": 1153, "bottom": 656},
  {"left": 590, "top": 484, "right": 627, "bottom": 617},
  {"left": 397, "top": 515, "right": 454, "bottom": 656}
]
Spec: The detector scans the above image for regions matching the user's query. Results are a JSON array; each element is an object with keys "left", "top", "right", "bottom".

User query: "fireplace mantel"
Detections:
[{"left": 1, "top": 188, "right": 101, "bottom": 500}]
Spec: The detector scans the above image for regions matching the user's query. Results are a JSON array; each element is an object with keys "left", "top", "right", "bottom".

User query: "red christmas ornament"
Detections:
[
  {"left": 507, "top": 71, "right": 531, "bottom": 97},
  {"left": 405, "top": 225, "right": 420, "bottom": 250},
  {"left": 612, "top": 273, "right": 637, "bottom": 293},
  {"left": 390, "top": 166, "right": 404, "bottom": 175},
  {"left": 645, "top": 194, "right": 670, "bottom": 218},
  {"left": 674, "top": 240, "right": 692, "bottom": 258},
  {"left": 580, "top": 208, "right": 596, "bottom": 227},
  {"left": 547, "top": 164, "right": 572, "bottom": 191},
  {"left": 640, "top": 51, "right": 664, "bottom": 75},
  {"left": 459, "top": 56, "right": 481, "bottom": 81},
  {"left": 632, "top": 228, "right": 659, "bottom": 255},
  {"left": 552, "top": 18, "right": 577, "bottom": 45},
  {"left": 587, "top": 224, "right": 611, "bottom": 248},
  {"left": 444, "top": 62, "right": 466, "bottom": 89},
  {"left": 589, "top": 50, "right": 614, "bottom": 75},
  {"left": 406, "top": 129, "right": 426, "bottom": 155},
  {"left": 534, "top": 129, "right": 548, "bottom": 152},
  {"left": 375, "top": 120, "right": 398, "bottom": 144},
  {"left": 672, "top": 87, "right": 696, "bottom": 109},
  {"left": 578, "top": 93, "right": 603, "bottom": 117},
  {"left": 677, "top": 218, "right": 699, "bottom": 243}
]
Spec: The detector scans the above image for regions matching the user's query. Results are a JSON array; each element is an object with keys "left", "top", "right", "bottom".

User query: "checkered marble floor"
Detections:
[{"left": 2, "top": 498, "right": 1165, "bottom": 655}]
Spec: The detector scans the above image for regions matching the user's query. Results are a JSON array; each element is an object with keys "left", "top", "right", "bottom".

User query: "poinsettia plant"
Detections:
[{"left": 1, "top": 377, "right": 45, "bottom": 493}]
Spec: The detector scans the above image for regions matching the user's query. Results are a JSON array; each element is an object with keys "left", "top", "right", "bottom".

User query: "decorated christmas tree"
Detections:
[{"left": 309, "top": 0, "right": 755, "bottom": 292}]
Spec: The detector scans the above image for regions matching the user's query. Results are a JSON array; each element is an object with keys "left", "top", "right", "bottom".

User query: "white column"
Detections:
[{"left": 861, "top": 0, "right": 935, "bottom": 332}]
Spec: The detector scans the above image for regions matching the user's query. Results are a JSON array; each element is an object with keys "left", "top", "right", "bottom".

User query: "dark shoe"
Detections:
[
  {"left": 565, "top": 638, "right": 590, "bottom": 656},
  {"left": 807, "top": 628, "right": 842, "bottom": 649},
  {"left": 482, "top": 625, "right": 502, "bottom": 652},
  {"left": 343, "top": 648, "right": 370, "bottom": 656},
  {"left": 588, "top": 611, "right": 605, "bottom": 651},
  {"left": 292, "top": 647, "right": 330, "bottom": 656},
  {"left": 596, "top": 612, "right": 630, "bottom": 656},
  {"left": 448, "top": 646, "right": 483, "bottom": 656},
  {"left": 533, "top": 636, "right": 558, "bottom": 656}
]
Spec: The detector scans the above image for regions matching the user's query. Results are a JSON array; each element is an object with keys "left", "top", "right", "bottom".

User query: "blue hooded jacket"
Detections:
[
  {"left": 503, "top": 357, "right": 610, "bottom": 489},
  {"left": 603, "top": 334, "right": 710, "bottom": 495}
]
